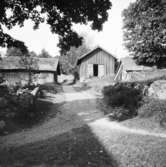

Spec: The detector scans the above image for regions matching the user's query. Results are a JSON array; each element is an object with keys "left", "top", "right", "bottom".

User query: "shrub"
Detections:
[
  {"left": 39, "top": 83, "right": 59, "bottom": 94},
  {"left": 102, "top": 83, "right": 143, "bottom": 120},
  {"left": 108, "top": 107, "right": 132, "bottom": 121},
  {"left": 0, "top": 85, "right": 9, "bottom": 97},
  {"left": 138, "top": 97, "right": 166, "bottom": 126},
  {"left": 17, "top": 92, "right": 35, "bottom": 118}
]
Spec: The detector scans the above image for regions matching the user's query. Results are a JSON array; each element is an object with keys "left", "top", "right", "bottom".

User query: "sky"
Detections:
[{"left": 0, "top": 0, "right": 136, "bottom": 58}]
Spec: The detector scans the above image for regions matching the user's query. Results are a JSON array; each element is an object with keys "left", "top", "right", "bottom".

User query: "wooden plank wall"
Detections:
[
  {"left": 79, "top": 49, "right": 115, "bottom": 79},
  {"left": 3, "top": 72, "right": 55, "bottom": 85}
]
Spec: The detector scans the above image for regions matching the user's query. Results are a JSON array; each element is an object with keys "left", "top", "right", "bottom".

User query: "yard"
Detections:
[{"left": 1, "top": 84, "right": 166, "bottom": 167}]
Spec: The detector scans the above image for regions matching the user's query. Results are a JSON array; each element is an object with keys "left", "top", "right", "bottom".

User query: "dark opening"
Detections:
[
  {"left": 57, "top": 63, "right": 61, "bottom": 75},
  {"left": 93, "top": 64, "right": 98, "bottom": 76}
]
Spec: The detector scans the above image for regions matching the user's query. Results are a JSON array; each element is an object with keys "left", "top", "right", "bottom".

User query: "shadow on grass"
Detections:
[
  {"left": 1, "top": 99, "right": 60, "bottom": 136},
  {"left": 0, "top": 125, "right": 119, "bottom": 167},
  {"left": 16, "top": 99, "right": 62, "bottom": 128}
]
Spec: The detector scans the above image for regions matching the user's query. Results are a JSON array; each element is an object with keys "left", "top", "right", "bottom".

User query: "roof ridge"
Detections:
[{"left": 78, "top": 46, "right": 117, "bottom": 64}]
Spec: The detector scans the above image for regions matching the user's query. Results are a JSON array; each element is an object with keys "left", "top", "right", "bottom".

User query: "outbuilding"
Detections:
[
  {"left": 114, "top": 57, "right": 155, "bottom": 82},
  {"left": 0, "top": 56, "right": 60, "bottom": 85},
  {"left": 77, "top": 46, "right": 117, "bottom": 81}
]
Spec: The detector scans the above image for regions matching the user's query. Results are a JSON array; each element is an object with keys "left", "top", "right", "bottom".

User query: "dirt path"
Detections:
[
  {"left": 89, "top": 117, "right": 166, "bottom": 138},
  {"left": 0, "top": 85, "right": 103, "bottom": 148},
  {"left": 1, "top": 85, "right": 166, "bottom": 166},
  {"left": 1, "top": 85, "right": 166, "bottom": 149}
]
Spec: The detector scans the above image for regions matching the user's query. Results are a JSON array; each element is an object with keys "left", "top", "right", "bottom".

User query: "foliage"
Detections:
[
  {"left": 0, "top": 87, "right": 33, "bottom": 119},
  {"left": 100, "top": 100, "right": 132, "bottom": 121},
  {"left": 19, "top": 54, "right": 38, "bottom": 86},
  {"left": 4, "top": 47, "right": 38, "bottom": 86},
  {"left": 71, "top": 66, "right": 80, "bottom": 83},
  {"left": 60, "top": 42, "right": 90, "bottom": 74},
  {"left": 6, "top": 47, "right": 23, "bottom": 57},
  {"left": 116, "top": 74, "right": 166, "bottom": 94},
  {"left": 16, "top": 92, "right": 36, "bottom": 119},
  {"left": 102, "top": 83, "right": 143, "bottom": 120},
  {"left": 138, "top": 97, "right": 166, "bottom": 126},
  {"left": 0, "top": 85, "right": 9, "bottom": 96},
  {"left": 0, "top": 0, "right": 111, "bottom": 53},
  {"left": 123, "top": 0, "right": 166, "bottom": 67},
  {"left": 0, "top": 74, "right": 4, "bottom": 84},
  {"left": 38, "top": 49, "right": 51, "bottom": 58},
  {"left": 29, "top": 51, "right": 38, "bottom": 57},
  {"left": 39, "top": 83, "right": 62, "bottom": 94}
]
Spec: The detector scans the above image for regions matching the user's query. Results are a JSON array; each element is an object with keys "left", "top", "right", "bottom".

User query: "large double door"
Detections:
[{"left": 87, "top": 64, "right": 104, "bottom": 78}]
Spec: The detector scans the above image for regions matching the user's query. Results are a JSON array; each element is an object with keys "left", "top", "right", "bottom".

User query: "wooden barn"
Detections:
[
  {"left": 77, "top": 46, "right": 117, "bottom": 81},
  {"left": 0, "top": 56, "right": 60, "bottom": 85}
]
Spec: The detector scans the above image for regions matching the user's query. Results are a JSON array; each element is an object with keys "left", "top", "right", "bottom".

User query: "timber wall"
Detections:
[{"left": 79, "top": 49, "right": 115, "bottom": 79}]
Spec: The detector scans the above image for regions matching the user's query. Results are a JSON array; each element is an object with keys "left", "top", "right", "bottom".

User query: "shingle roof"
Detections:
[
  {"left": 0, "top": 56, "right": 59, "bottom": 71},
  {"left": 121, "top": 57, "right": 153, "bottom": 71},
  {"left": 77, "top": 46, "right": 117, "bottom": 65}
]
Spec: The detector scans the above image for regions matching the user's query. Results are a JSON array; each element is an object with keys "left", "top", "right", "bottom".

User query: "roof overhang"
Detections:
[{"left": 77, "top": 46, "right": 117, "bottom": 65}]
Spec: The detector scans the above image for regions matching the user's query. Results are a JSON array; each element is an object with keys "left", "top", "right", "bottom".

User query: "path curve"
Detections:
[
  {"left": 89, "top": 117, "right": 166, "bottom": 139},
  {"left": 1, "top": 85, "right": 166, "bottom": 149}
]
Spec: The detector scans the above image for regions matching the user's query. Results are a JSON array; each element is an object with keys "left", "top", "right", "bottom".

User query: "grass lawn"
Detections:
[
  {"left": 1, "top": 119, "right": 166, "bottom": 167},
  {"left": 94, "top": 96, "right": 166, "bottom": 167},
  {"left": 1, "top": 82, "right": 166, "bottom": 166},
  {"left": 121, "top": 117, "right": 166, "bottom": 134},
  {"left": 0, "top": 125, "right": 118, "bottom": 167},
  {"left": 0, "top": 83, "right": 62, "bottom": 136},
  {"left": 89, "top": 118, "right": 166, "bottom": 167},
  {"left": 104, "top": 130, "right": 166, "bottom": 167},
  {"left": 0, "top": 99, "right": 53, "bottom": 136}
]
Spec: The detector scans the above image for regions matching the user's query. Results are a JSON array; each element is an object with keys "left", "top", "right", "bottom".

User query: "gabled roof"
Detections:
[
  {"left": 121, "top": 57, "right": 153, "bottom": 71},
  {"left": 0, "top": 56, "right": 59, "bottom": 72},
  {"left": 77, "top": 46, "right": 117, "bottom": 65}
]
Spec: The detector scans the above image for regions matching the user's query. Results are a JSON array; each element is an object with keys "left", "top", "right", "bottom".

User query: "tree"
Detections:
[
  {"left": 19, "top": 54, "right": 38, "bottom": 86},
  {"left": 38, "top": 49, "right": 51, "bottom": 58},
  {"left": 5, "top": 47, "right": 37, "bottom": 85},
  {"left": 6, "top": 47, "right": 23, "bottom": 57},
  {"left": 29, "top": 51, "right": 38, "bottom": 58},
  {"left": 60, "top": 42, "right": 90, "bottom": 74},
  {"left": 0, "top": 0, "right": 111, "bottom": 53},
  {"left": 123, "top": 0, "right": 166, "bottom": 67}
]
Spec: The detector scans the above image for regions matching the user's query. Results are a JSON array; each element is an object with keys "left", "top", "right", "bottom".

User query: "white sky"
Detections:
[{"left": 0, "top": 0, "right": 136, "bottom": 58}]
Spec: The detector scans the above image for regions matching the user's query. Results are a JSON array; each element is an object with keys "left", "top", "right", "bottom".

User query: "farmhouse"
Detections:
[
  {"left": 77, "top": 46, "right": 117, "bottom": 81},
  {"left": 0, "top": 56, "right": 60, "bottom": 85}
]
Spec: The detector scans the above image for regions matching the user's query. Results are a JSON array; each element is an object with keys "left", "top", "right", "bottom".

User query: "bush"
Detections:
[
  {"left": 138, "top": 97, "right": 166, "bottom": 126},
  {"left": 108, "top": 107, "right": 132, "bottom": 121},
  {"left": 39, "top": 83, "right": 59, "bottom": 94},
  {"left": 0, "top": 85, "right": 9, "bottom": 97},
  {"left": 102, "top": 83, "right": 143, "bottom": 120},
  {"left": 16, "top": 92, "right": 35, "bottom": 118}
]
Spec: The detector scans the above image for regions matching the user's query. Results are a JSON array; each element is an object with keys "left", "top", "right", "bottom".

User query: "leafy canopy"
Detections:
[
  {"left": 60, "top": 42, "right": 90, "bottom": 74},
  {"left": 38, "top": 49, "right": 51, "bottom": 58},
  {"left": 6, "top": 47, "right": 23, "bottom": 57},
  {"left": 123, "top": 0, "right": 166, "bottom": 67},
  {"left": 0, "top": 0, "right": 111, "bottom": 53}
]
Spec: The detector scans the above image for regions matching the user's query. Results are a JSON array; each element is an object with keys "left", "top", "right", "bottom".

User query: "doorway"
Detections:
[{"left": 93, "top": 64, "right": 98, "bottom": 76}]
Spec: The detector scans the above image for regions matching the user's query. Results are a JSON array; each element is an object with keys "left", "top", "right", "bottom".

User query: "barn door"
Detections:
[
  {"left": 87, "top": 64, "right": 93, "bottom": 77},
  {"left": 98, "top": 65, "right": 104, "bottom": 78}
]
